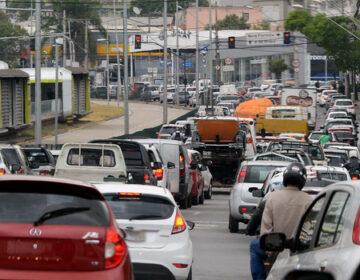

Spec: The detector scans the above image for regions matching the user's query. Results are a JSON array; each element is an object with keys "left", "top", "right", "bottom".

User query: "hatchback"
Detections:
[
  {"left": 0, "top": 176, "right": 133, "bottom": 279},
  {"left": 334, "top": 99, "right": 357, "bottom": 116},
  {"left": 261, "top": 181, "right": 360, "bottom": 280},
  {"left": 95, "top": 183, "right": 193, "bottom": 280}
]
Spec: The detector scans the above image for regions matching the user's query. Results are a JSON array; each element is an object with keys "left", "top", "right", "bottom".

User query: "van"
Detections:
[
  {"left": 265, "top": 106, "right": 308, "bottom": 121},
  {"left": 136, "top": 139, "right": 192, "bottom": 209}
]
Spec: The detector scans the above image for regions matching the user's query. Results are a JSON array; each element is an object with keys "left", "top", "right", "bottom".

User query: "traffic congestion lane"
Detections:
[{"left": 182, "top": 189, "right": 252, "bottom": 280}]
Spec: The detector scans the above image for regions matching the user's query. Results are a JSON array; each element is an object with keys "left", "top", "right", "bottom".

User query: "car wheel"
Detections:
[
  {"left": 180, "top": 197, "right": 188, "bottom": 209},
  {"left": 205, "top": 182, "right": 212, "bottom": 199},
  {"left": 228, "top": 215, "right": 238, "bottom": 233},
  {"left": 187, "top": 267, "right": 192, "bottom": 280},
  {"left": 192, "top": 194, "right": 199, "bottom": 205},
  {"left": 199, "top": 189, "right": 204, "bottom": 204}
]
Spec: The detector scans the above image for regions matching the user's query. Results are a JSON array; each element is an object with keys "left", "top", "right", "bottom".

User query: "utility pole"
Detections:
[
  {"left": 293, "top": 35, "right": 299, "bottom": 88},
  {"left": 35, "top": 0, "right": 42, "bottom": 144},
  {"left": 175, "top": 1, "right": 179, "bottom": 104},
  {"left": 63, "top": 10, "right": 66, "bottom": 67},
  {"left": 123, "top": 0, "right": 129, "bottom": 135},
  {"left": 55, "top": 38, "right": 62, "bottom": 145},
  {"left": 30, "top": 0, "right": 33, "bottom": 68},
  {"left": 163, "top": 0, "right": 168, "bottom": 124},
  {"left": 114, "top": 0, "right": 122, "bottom": 107},
  {"left": 215, "top": 2, "right": 220, "bottom": 83},
  {"left": 195, "top": 0, "right": 200, "bottom": 106},
  {"left": 84, "top": 20, "right": 88, "bottom": 70},
  {"left": 209, "top": 0, "right": 213, "bottom": 107}
]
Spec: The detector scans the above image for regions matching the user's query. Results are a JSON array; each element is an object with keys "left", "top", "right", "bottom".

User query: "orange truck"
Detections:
[{"left": 188, "top": 117, "right": 247, "bottom": 187}]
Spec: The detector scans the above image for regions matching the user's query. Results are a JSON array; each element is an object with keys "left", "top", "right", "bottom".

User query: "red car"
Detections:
[
  {"left": 0, "top": 176, "right": 133, "bottom": 280},
  {"left": 188, "top": 150, "right": 205, "bottom": 205}
]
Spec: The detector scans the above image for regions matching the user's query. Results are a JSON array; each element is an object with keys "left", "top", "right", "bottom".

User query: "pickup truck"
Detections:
[{"left": 54, "top": 143, "right": 127, "bottom": 182}]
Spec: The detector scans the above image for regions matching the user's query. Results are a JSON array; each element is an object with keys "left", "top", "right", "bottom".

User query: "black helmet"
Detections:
[{"left": 283, "top": 162, "right": 307, "bottom": 189}]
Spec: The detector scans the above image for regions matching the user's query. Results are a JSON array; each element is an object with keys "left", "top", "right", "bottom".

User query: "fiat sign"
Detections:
[{"left": 286, "top": 96, "right": 313, "bottom": 107}]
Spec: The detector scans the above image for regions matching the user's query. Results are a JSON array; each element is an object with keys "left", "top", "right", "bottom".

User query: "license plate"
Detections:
[
  {"left": 125, "top": 230, "right": 145, "bottom": 242},
  {"left": 203, "top": 151, "right": 212, "bottom": 158}
]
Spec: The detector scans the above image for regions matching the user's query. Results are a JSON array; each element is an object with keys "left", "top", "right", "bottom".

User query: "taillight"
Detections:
[
  {"left": 172, "top": 209, "right": 187, "bottom": 234},
  {"left": 154, "top": 168, "right": 163, "bottom": 180},
  {"left": 17, "top": 168, "right": 24, "bottom": 174},
  {"left": 173, "top": 263, "right": 188, "bottom": 268},
  {"left": 144, "top": 173, "right": 151, "bottom": 183},
  {"left": 180, "top": 155, "right": 185, "bottom": 178},
  {"left": 353, "top": 207, "right": 360, "bottom": 244},
  {"left": 352, "top": 177, "right": 358, "bottom": 181},
  {"left": 105, "top": 228, "right": 127, "bottom": 269},
  {"left": 39, "top": 170, "right": 50, "bottom": 175},
  {"left": 333, "top": 106, "right": 337, "bottom": 108},
  {"left": 351, "top": 105, "right": 355, "bottom": 109},
  {"left": 237, "top": 165, "right": 247, "bottom": 183},
  {"left": 158, "top": 133, "right": 162, "bottom": 139},
  {"left": 0, "top": 168, "right": 5, "bottom": 175}
]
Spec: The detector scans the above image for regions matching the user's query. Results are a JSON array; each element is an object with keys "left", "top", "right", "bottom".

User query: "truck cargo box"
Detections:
[{"left": 197, "top": 119, "right": 239, "bottom": 143}]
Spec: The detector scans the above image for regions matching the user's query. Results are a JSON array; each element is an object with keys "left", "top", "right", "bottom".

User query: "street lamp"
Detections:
[
  {"left": 54, "top": 37, "right": 63, "bottom": 145},
  {"left": 97, "top": 36, "right": 110, "bottom": 104}
]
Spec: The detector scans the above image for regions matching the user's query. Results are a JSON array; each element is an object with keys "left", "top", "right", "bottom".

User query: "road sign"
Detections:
[
  {"left": 181, "top": 61, "right": 194, "bottom": 69},
  {"left": 224, "top": 57, "right": 233, "bottom": 65},
  {"left": 294, "top": 67, "right": 300, "bottom": 73},
  {"left": 215, "top": 65, "right": 220, "bottom": 70},
  {"left": 160, "top": 59, "right": 172, "bottom": 67},
  {"left": 222, "top": 65, "right": 235, "bottom": 72},
  {"left": 291, "top": 59, "right": 301, "bottom": 68},
  {"left": 199, "top": 46, "right": 208, "bottom": 52},
  {"left": 246, "top": 32, "right": 283, "bottom": 46}
]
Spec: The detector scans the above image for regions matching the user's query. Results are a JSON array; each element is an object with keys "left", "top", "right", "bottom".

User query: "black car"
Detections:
[{"left": 90, "top": 139, "right": 157, "bottom": 185}]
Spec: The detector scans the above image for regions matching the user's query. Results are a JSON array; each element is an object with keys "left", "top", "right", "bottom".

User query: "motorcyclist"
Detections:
[
  {"left": 249, "top": 163, "right": 312, "bottom": 280},
  {"left": 344, "top": 150, "right": 360, "bottom": 178}
]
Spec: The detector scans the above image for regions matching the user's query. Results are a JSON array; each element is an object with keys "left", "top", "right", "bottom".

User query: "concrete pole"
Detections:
[
  {"left": 123, "top": 0, "right": 129, "bottom": 135},
  {"left": 114, "top": 0, "right": 122, "bottom": 107},
  {"left": 35, "top": 0, "right": 42, "bottom": 144},
  {"left": 293, "top": 36, "right": 299, "bottom": 88},
  {"left": 195, "top": 0, "right": 199, "bottom": 106},
  {"left": 63, "top": 10, "right": 66, "bottom": 67},
  {"left": 209, "top": 0, "right": 213, "bottom": 107},
  {"left": 215, "top": 3, "right": 220, "bottom": 83},
  {"left": 30, "top": 0, "right": 33, "bottom": 68},
  {"left": 163, "top": 0, "right": 168, "bottom": 124},
  {"left": 175, "top": 1, "right": 179, "bottom": 104},
  {"left": 84, "top": 20, "right": 88, "bottom": 70},
  {"left": 106, "top": 34, "right": 110, "bottom": 104},
  {"left": 55, "top": 43, "right": 59, "bottom": 145},
  {"left": 130, "top": 52, "right": 134, "bottom": 84}
]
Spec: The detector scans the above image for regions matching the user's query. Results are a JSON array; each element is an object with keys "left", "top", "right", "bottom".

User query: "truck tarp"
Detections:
[
  {"left": 234, "top": 98, "right": 273, "bottom": 119},
  {"left": 197, "top": 119, "right": 239, "bottom": 143}
]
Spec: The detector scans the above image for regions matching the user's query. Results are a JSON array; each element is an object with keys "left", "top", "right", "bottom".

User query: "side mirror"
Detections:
[
  {"left": 167, "top": 162, "right": 176, "bottom": 169},
  {"left": 186, "top": 220, "right": 195, "bottom": 230},
  {"left": 248, "top": 187, "right": 258, "bottom": 193},
  {"left": 10, "top": 164, "right": 21, "bottom": 174},
  {"left": 252, "top": 189, "right": 264, "bottom": 198},
  {"left": 260, "top": 232, "right": 287, "bottom": 252}
]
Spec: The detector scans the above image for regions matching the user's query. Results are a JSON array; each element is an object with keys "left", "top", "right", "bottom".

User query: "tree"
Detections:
[
  {"left": 205, "top": 14, "right": 250, "bottom": 30},
  {"left": 253, "top": 21, "right": 270, "bottom": 30},
  {"left": 269, "top": 59, "right": 288, "bottom": 81},
  {"left": 284, "top": 10, "right": 312, "bottom": 33},
  {"left": 0, "top": 11, "right": 28, "bottom": 67},
  {"left": 8, "top": 0, "right": 34, "bottom": 21}
]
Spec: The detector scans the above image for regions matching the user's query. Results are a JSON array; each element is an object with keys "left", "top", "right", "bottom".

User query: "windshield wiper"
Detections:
[
  {"left": 129, "top": 214, "right": 163, "bottom": 221},
  {"left": 33, "top": 207, "right": 90, "bottom": 226}
]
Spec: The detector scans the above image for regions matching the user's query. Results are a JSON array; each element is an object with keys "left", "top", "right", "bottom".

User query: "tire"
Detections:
[
  {"left": 228, "top": 215, "right": 238, "bottom": 233},
  {"left": 205, "top": 182, "right": 212, "bottom": 199},
  {"left": 180, "top": 197, "right": 188, "bottom": 209},
  {"left": 192, "top": 194, "right": 199, "bottom": 205},
  {"left": 187, "top": 194, "right": 192, "bottom": 208},
  {"left": 199, "top": 189, "right": 204, "bottom": 204},
  {"left": 187, "top": 267, "right": 192, "bottom": 280}
]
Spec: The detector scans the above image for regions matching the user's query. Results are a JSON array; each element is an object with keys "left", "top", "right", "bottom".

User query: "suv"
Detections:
[
  {"left": 0, "top": 144, "right": 33, "bottom": 175},
  {"left": 0, "top": 176, "right": 133, "bottom": 279},
  {"left": 229, "top": 160, "right": 291, "bottom": 232},
  {"left": 22, "top": 147, "right": 56, "bottom": 175},
  {"left": 90, "top": 139, "right": 157, "bottom": 186},
  {"left": 131, "top": 82, "right": 149, "bottom": 98}
]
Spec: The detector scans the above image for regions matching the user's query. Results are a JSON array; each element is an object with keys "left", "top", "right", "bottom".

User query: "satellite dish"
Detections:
[{"left": 133, "top": 6, "right": 141, "bottom": 15}]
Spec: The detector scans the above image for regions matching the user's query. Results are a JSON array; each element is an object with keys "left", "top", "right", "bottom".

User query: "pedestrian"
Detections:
[
  {"left": 319, "top": 130, "right": 331, "bottom": 146},
  {"left": 249, "top": 163, "right": 312, "bottom": 280},
  {"left": 315, "top": 80, "right": 320, "bottom": 88}
]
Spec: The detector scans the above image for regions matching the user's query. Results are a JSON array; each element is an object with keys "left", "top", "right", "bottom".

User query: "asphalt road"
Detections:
[
  {"left": 42, "top": 100, "right": 191, "bottom": 144},
  {"left": 182, "top": 189, "right": 253, "bottom": 280}
]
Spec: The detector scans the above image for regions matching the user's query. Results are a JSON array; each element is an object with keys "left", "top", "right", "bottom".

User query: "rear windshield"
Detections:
[
  {"left": 317, "top": 171, "right": 347, "bottom": 181},
  {"left": 269, "top": 143, "right": 324, "bottom": 160},
  {"left": 23, "top": 150, "right": 51, "bottom": 165},
  {"left": 0, "top": 182, "right": 109, "bottom": 226},
  {"left": 333, "top": 131, "right": 353, "bottom": 139},
  {"left": 245, "top": 165, "right": 283, "bottom": 183},
  {"left": 160, "top": 127, "right": 177, "bottom": 135},
  {"left": 67, "top": 148, "right": 116, "bottom": 167},
  {"left": 104, "top": 194, "right": 174, "bottom": 220},
  {"left": 336, "top": 101, "right": 352, "bottom": 106},
  {"left": 255, "top": 154, "right": 296, "bottom": 162},
  {"left": 327, "top": 121, "right": 352, "bottom": 128},
  {"left": 309, "top": 133, "right": 322, "bottom": 140},
  {"left": 120, "top": 143, "right": 144, "bottom": 166}
]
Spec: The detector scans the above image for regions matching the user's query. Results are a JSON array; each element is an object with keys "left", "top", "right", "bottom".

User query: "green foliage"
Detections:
[
  {"left": 215, "top": 14, "right": 250, "bottom": 30},
  {"left": 284, "top": 10, "right": 312, "bottom": 33},
  {"left": 253, "top": 21, "right": 270, "bottom": 30},
  {"left": 269, "top": 59, "right": 288, "bottom": 80},
  {"left": 129, "top": 0, "right": 209, "bottom": 16},
  {"left": 8, "top": 0, "right": 33, "bottom": 21},
  {"left": 0, "top": 11, "right": 28, "bottom": 67}
]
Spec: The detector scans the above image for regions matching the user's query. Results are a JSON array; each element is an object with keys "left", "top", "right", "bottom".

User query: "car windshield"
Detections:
[
  {"left": 244, "top": 165, "right": 284, "bottom": 183},
  {"left": 23, "top": 150, "right": 51, "bottom": 165},
  {"left": 104, "top": 194, "right": 174, "bottom": 220},
  {"left": 317, "top": 171, "right": 347, "bottom": 181},
  {"left": 309, "top": 133, "right": 322, "bottom": 140},
  {"left": 333, "top": 131, "right": 353, "bottom": 139},
  {"left": 269, "top": 143, "right": 324, "bottom": 160},
  {"left": 160, "top": 127, "right": 177, "bottom": 135}
]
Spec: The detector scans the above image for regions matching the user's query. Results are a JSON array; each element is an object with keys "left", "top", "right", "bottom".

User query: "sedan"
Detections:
[
  {"left": 0, "top": 176, "right": 133, "bottom": 280},
  {"left": 96, "top": 183, "right": 194, "bottom": 280}
]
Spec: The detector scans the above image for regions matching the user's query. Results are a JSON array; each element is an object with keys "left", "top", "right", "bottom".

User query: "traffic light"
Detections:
[
  {"left": 228, "top": 36, "right": 235, "bottom": 49},
  {"left": 30, "top": 38, "right": 35, "bottom": 51},
  {"left": 283, "top": 32, "right": 291, "bottom": 44},
  {"left": 135, "top": 34, "right": 141, "bottom": 49}
]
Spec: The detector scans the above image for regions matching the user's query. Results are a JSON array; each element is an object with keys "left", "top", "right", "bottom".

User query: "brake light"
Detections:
[
  {"left": 237, "top": 165, "right": 247, "bottom": 183},
  {"left": 119, "top": 192, "right": 141, "bottom": 196},
  {"left": 353, "top": 207, "right": 360, "bottom": 244},
  {"left": 333, "top": 106, "right": 337, "bottom": 109},
  {"left": 351, "top": 105, "right": 355, "bottom": 109},
  {"left": 241, "top": 207, "right": 247, "bottom": 212},
  {"left": 247, "top": 137, "right": 253, "bottom": 143},
  {"left": 173, "top": 263, "right": 188, "bottom": 268},
  {"left": 144, "top": 174, "right": 150, "bottom": 181},
  {"left": 172, "top": 209, "right": 187, "bottom": 234},
  {"left": 352, "top": 177, "right": 358, "bottom": 181},
  {"left": 17, "top": 168, "right": 24, "bottom": 174},
  {"left": 105, "top": 228, "right": 127, "bottom": 269},
  {"left": 158, "top": 133, "right": 162, "bottom": 139},
  {"left": 39, "top": 170, "right": 50, "bottom": 175},
  {"left": 0, "top": 168, "right": 5, "bottom": 175},
  {"left": 154, "top": 168, "right": 163, "bottom": 180}
]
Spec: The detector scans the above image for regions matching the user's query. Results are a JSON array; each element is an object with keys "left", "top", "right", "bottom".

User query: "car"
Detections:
[
  {"left": 271, "top": 148, "right": 314, "bottom": 166},
  {"left": 332, "top": 130, "right": 357, "bottom": 145},
  {"left": 131, "top": 82, "right": 150, "bottom": 97},
  {"left": 0, "top": 144, "right": 33, "bottom": 175},
  {"left": 188, "top": 149, "right": 205, "bottom": 205},
  {"left": 319, "top": 90, "right": 337, "bottom": 106},
  {"left": 324, "top": 119, "right": 357, "bottom": 137},
  {"left": 228, "top": 160, "right": 291, "bottom": 232},
  {"left": 325, "top": 108, "right": 350, "bottom": 119},
  {"left": 176, "top": 91, "right": 191, "bottom": 105},
  {"left": 22, "top": 147, "right": 56, "bottom": 175},
  {"left": 326, "top": 111, "right": 349, "bottom": 121},
  {"left": 324, "top": 145, "right": 360, "bottom": 159},
  {"left": 158, "top": 124, "right": 185, "bottom": 139},
  {"left": 308, "top": 131, "right": 338, "bottom": 144},
  {"left": 0, "top": 175, "right": 133, "bottom": 279},
  {"left": 260, "top": 181, "right": 360, "bottom": 280},
  {"left": 200, "top": 159, "right": 213, "bottom": 199},
  {"left": 217, "top": 102, "right": 237, "bottom": 115},
  {"left": 326, "top": 154, "right": 344, "bottom": 167},
  {"left": 278, "top": 133, "right": 307, "bottom": 141},
  {"left": 326, "top": 94, "right": 347, "bottom": 110},
  {"left": 324, "top": 149, "right": 349, "bottom": 165},
  {"left": 95, "top": 183, "right": 194, "bottom": 280},
  {"left": 334, "top": 98, "right": 357, "bottom": 116},
  {"left": 90, "top": 139, "right": 157, "bottom": 186},
  {"left": 148, "top": 85, "right": 161, "bottom": 101}
]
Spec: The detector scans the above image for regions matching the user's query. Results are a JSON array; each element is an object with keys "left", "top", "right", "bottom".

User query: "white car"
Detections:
[
  {"left": 326, "top": 111, "right": 348, "bottom": 121},
  {"left": 319, "top": 90, "right": 337, "bottom": 106},
  {"left": 334, "top": 98, "right": 356, "bottom": 116},
  {"left": 95, "top": 183, "right": 194, "bottom": 280}
]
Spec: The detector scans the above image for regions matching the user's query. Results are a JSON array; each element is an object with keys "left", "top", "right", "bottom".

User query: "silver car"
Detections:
[
  {"left": 261, "top": 181, "right": 360, "bottom": 280},
  {"left": 228, "top": 160, "right": 290, "bottom": 232}
]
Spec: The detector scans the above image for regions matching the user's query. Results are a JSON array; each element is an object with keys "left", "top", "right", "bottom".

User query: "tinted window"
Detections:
[
  {"left": 2, "top": 149, "right": 22, "bottom": 166},
  {"left": 245, "top": 165, "right": 283, "bottom": 183},
  {"left": 297, "top": 196, "right": 325, "bottom": 251},
  {"left": 160, "top": 127, "right": 177, "bottom": 135},
  {"left": 0, "top": 183, "right": 109, "bottom": 226},
  {"left": 334, "top": 131, "right": 353, "bottom": 139},
  {"left": 336, "top": 101, "right": 352, "bottom": 106},
  {"left": 104, "top": 194, "right": 174, "bottom": 220},
  {"left": 309, "top": 133, "right": 322, "bottom": 140},
  {"left": 317, "top": 192, "right": 349, "bottom": 247},
  {"left": 67, "top": 148, "right": 116, "bottom": 167},
  {"left": 23, "top": 150, "right": 51, "bottom": 165},
  {"left": 269, "top": 143, "right": 324, "bottom": 160},
  {"left": 120, "top": 143, "right": 144, "bottom": 166}
]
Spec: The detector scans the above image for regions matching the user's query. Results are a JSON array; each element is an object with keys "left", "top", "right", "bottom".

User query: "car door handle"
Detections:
[{"left": 320, "top": 260, "right": 328, "bottom": 272}]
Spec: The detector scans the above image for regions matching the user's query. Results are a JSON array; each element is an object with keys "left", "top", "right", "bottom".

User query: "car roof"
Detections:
[
  {"left": 94, "top": 182, "right": 171, "bottom": 197},
  {"left": 324, "top": 149, "right": 348, "bottom": 154},
  {"left": 244, "top": 160, "right": 290, "bottom": 166},
  {"left": 335, "top": 99, "right": 353, "bottom": 102}
]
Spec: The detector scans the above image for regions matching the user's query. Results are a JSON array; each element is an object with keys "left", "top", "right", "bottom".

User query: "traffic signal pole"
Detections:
[{"left": 35, "top": 0, "right": 42, "bottom": 144}]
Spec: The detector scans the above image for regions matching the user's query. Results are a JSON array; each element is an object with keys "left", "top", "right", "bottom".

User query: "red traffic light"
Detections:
[
  {"left": 229, "top": 37, "right": 235, "bottom": 42},
  {"left": 135, "top": 34, "right": 141, "bottom": 49},
  {"left": 285, "top": 33, "right": 290, "bottom": 37},
  {"left": 228, "top": 36, "right": 235, "bottom": 48}
]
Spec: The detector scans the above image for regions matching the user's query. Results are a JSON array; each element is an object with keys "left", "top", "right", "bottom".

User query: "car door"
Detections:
[{"left": 159, "top": 144, "right": 179, "bottom": 193}]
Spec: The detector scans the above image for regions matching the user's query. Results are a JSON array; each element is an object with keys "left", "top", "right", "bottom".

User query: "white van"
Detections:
[{"left": 265, "top": 106, "right": 308, "bottom": 121}]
